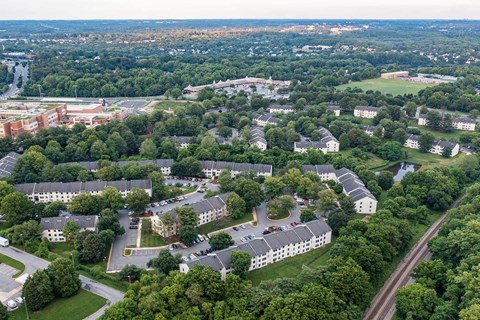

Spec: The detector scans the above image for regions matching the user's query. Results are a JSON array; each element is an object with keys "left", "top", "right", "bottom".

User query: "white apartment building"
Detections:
[
  {"left": 327, "top": 105, "right": 341, "bottom": 116},
  {"left": 404, "top": 134, "right": 459, "bottom": 157},
  {"left": 252, "top": 114, "right": 279, "bottom": 127},
  {"left": 179, "top": 219, "right": 332, "bottom": 280},
  {"left": 200, "top": 161, "right": 272, "bottom": 178},
  {"left": 354, "top": 106, "right": 379, "bottom": 119},
  {"left": 452, "top": 117, "right": 477, "bottom": 131},
  {"left": 250, "top": 127, "right": 268, "bottom": 151},
  {"left": 268, "top": 105, "right": 295, "bottom": 114},
  {"left": 40, "top": 215, "right": 98, "bottom": 242},
  {"left": 61, "top": 159, "right": 174, "bottom": 176},
  {"left": 318, "top": 126, "right": 340, "bottom": 152},
  {"left": 302, "top": 165, "right": 377, "bottom": 214},
  {"left": 14, "top": 180, "right": 152, "bottom": 203}
]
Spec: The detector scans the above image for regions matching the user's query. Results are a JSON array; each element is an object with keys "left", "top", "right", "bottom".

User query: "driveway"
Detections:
[{"left": 0, "top": 246, "right": 124, "bottom": 318}]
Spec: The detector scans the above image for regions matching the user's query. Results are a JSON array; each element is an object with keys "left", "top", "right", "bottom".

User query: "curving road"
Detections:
[
  {"left": 0, "top": 63, "right": 28, "bottom": 100},
  {"left": 0, "top": 246, "right": 124, "bottom": 319}
]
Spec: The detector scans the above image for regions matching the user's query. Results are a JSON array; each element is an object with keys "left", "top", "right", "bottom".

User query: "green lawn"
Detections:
[
  {"left": 197, "top": 212, "right": 254, "bottom": 235},
  {"left": 140, "top": 219, "right": 175, "bottom": 248},
  {"left": 336, "top": 78, "right": 433, "bottom": 96},
  {"left": 153, "top": 100, "right": 199, "bottom": 112},
  {"left": 247, "top": 240, "right": 335, "bottom": 286},
  {"left": 10, "top": 289, "right": 106, "bottom": 320},
  {"left": 0, "top": 253, "right": 25, "bottom": 278},
  {"left": 408, "top": 120, "right": 468, "bottom": 141}
]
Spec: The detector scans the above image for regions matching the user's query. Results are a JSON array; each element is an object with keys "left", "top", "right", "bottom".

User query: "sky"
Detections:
[{"left": 1, "top": 0, "right": 480, "bottom": 20}]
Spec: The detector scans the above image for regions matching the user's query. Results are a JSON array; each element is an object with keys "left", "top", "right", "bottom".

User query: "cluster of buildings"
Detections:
[
  {"left": 266, "top": 104, "right": 341, "bottom": 116},
  {"left": 13, "top": 179, "right": 153, "bottom": 203},
  {"left": 0, "top": 102, "right": 128, "bottom": 137},
  {"left": 0, "top": 151, "right": 20, "bottom": 179},
  {"left": 61, "top": 159, "right": 272, "bottom": 179},
  {"left": 293, "top": 127, "right": 339, "bottom": 154},
  {"left": 250, "top": 126, "right": 267, "bottom": 151},
  {"left": 404, "top": 134, "right": 460, "bottom": 157},
  {"left": 380, "top": 71, "right": 409, "bottom": 79},
  {"left": 172, "top": 136, "right": 194, "bottom": 149},
  {"left": 183, "top": 77, "right": 291, "bottom": 100},
  {"left": 301, "top": 165, "right": 377, "bottom": 214},
  {"left": 354, "top": 106, "right": 379, "bottom": 119},
  {"left": 152, "top": 193, "right": 230, "bottom": 238},
  {"left": 179, "top": 219, "right": 332, "bottom": 280},
  {"left": 252, "top": 114, "right": 279, "bottom": 127},
  {"left": 40, "top": 215, "right": 98, "bottom": 242},
  {"left": 418, "top": 115, "right": 477, "bottom": 131}
]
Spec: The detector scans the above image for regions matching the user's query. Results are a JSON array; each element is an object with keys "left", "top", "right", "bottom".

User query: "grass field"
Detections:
[
  {"left": 153, "top": 100, "right": 199, "bottom": 112},
  {"left": 336, "top": 78, "right": 433, "bottom": 96},
  {"left": 408, "top": 120, "right": 466, "bottom": 141},
  {"left": 247, "top": 240, "right": 334, "bottom": 285},
  {"left": 0, "top": 253, "right": 25, "bottom": 278},
  {"left": 10, "top": 289, "right": 106, "bottom": 320},
  {"left": 197, "top": 212, "right": 254, "bottom": 235}
]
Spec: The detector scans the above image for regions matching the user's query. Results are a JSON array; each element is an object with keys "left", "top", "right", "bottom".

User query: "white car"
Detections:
[
  {"left": 14, "top": 297, "right": 23, "bottom": 304},
  {"left": 181, "top": 256, "right": 189, "bottom": 262},
  {"left": 7, "top": 300, "right": 17, "bottom": 309}
]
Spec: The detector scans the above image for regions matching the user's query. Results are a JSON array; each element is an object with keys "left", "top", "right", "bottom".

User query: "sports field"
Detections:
[{"left": 336, "top": 78, "right": 433, "bottom": 96}]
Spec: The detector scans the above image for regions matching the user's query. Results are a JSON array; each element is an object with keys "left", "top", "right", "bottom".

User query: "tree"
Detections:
[
  {"left": 118, "top": 265, "right": 143, "bottom": 282},
  {"left": 426, "top": 111, "right": 442, "bottom": 130},
  {"left": 139, "top": 138, "right": 158, "bottom": 159},
  {"left": 75, "top": 231, "right": 105, "bottom": 264},
  {"left": 218, "top": 169, "right": 235, "bottom": 192},
  {"left": 147, "top": 250, "right": 182, "bottom": 274},
  {"left": 396, "top": 283, "right": 440, "bottom": 320},
  {"left": 226, "top": 192, "right": 246, "bottom": 219},
  {"left": 263, "top": 177, "right": 285, "bottom": 198},
  {"left": 377, "top": 171, "right": 394, "bottom": 190},
  {"left": 377, "top": 141, "right": 403, "bottom": 161},
  {"left": 46, "top": 258, "right": 81, "bottom": 298},
  {"left": 62, "top": 221, "right": 80, "bottom": 244},
  {"left": 0, "top": 181, "right": 14, "bottom": 202},
  {"left": 339, "top": 196, "right": 357, "bottom": 216},
  {"left": 419, "top": 133, "right": 435, "bottom": 153},
  {"left": 42, "top": 201, "right": 67, "bottom": 218},
  {"left": 404, "top": 102, "right": 418, "bottom": 118},
  {"left": 328, "top": 211, "right": 351, "bottom": 235},
  {"left": 23, "top": 270, "right": 54, "bottom": 311},
  {"left": 69, "top": 193, "right": 102, "bottom": 215},
  {"left": 11, "top": 220, "right": 42, "bottom": 251},
  {"left": 0, "top": 303, "right": 7, "bottom": 320},
  {"left": 171, "top": 88, "right": 182, "bottom": 99},
  {"left": 209, "top": 232, "right": 234, "bottom": 251},
  {"left": 171, "top": 157, "right": 203, "bottom": 177},
  {"left": 300, "top": 208, "right": 317, "bottom": 223},
  {"left": 100, "top": 186, "right": 124, "bottom": 211},
  {"left": 460, "top": 304, "right": 480, "bottom": 320},
  {"left": 1, "top": 191, "right": 35, "bottom": 224},
  {"left": 234, "top": 178, "right": 265, "bottom": 211},
  {"left": 267, "top": 195, "right": 296, "bottom": 219},
  {"left": 125, "top": 188, "right": 150, "bottom": 214},
  {"left": 97, "top": 209, "right": 125, "bottom": 236},
  {"left": 442, "top": 146, "right": 452, "bottom": 158},
  {"left": 176, "top": 206, "right": 199, "bottom": 226},
  {"left": 230, "top": 251, "right": 251, "bottom": 279},
  {"left": 179, "top": 224, "right": 197, "bottom": 245},
  {"left": 393, "top": 128, "right": 407, "bottom": 144},
  {"left": 317, "top": 189, "right": 338, "bottom": 212},
  {"left": 339, "top": 133, "right": 350, "bottom": 150},
  {"left": 282, "top": 168, "right": 302, "bottom": 190}
]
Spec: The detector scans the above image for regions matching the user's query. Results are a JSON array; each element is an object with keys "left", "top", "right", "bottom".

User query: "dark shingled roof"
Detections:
[
  {"left": 355, "top": 106, "right": 379, "bottom": 112},
  {"left": 40, "top": 215, "right": 97, "bottom": 230},
  {"left": 0, "top": 152, "right": 21, "bottom": 178},
  {"left": 185, "top": 255, "right": 224, "bottom": 272}
]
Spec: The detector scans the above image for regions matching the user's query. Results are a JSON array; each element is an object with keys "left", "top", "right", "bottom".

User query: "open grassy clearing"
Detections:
[
  {"left": 10, "top": 289, "right": 106, "bottom": 320},
  {"left": 140, "top": 219, "right": 175, "bottom": 248},
  {"left": 336, "top": 78, "right": 433, "bottom": 96},
  {"left": 0, "top": 253, "right": 25, "bottom": 278},
  {"left": 247, "top": 240, "right": 335, "bottom": 285},
  {"left": 153, "top": 100, "right": 199, "bottom": 112},
  {"left": 408, "top": 120, "right": 467, "bottom": 141},
  {"left": 197, "top": 212, "right": 254, "bottom": 235}
]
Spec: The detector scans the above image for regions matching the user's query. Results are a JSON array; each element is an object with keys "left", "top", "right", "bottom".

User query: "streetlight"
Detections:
[
  {"left": 23, "top": 296, "right": 29, "bottom": 320},
  {"left": 127, "top": 275, "right": 131, "bottom": 284}
]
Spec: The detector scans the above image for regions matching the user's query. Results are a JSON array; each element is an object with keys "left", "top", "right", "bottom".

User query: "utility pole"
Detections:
[{"left": 24, "top": 296, "right": 30, "bottom": 320}]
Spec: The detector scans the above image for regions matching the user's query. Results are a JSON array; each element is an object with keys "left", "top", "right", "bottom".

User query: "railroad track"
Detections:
[{"left": 363, "top": 213, "right": 449, "bottom": 320}]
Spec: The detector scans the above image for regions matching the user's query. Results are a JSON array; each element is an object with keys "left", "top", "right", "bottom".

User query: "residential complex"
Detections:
[
  {"left": 40, "top": 215, "right": 98, "bottom": 242},
  {"left": 0, "top": 102, "right": 128, "bottom": 137},
  {"left": 151, "top": 193, "right": 230, "bottom": 237},
  {"left": 252, "top": 114, "right": 279, "bottom": 127},
  {"left": 295, "top": 126, "right": 340, "bottom": 153},
  {"left": 14, "top": 179, "right": 152, "bottom": 203},
  {"left": 404, "top": 134, "right": 460, "bottom": 157},
  {"left": 61, "top": 159, "right": 174, "bottom": 176},
  {"left": 418, "top": 115, "right": 477, "bottom": 131},
  {"left": 268, "top": 105, "right": 295, "bottom": 114},
  {"left": 172, "top": 136, "right": 194, "bottom": 149},
  {"left": 380, "top": 71, "right": 409, "bottom": 79},
  {"left": 327, "top": 105, "right": 341, "bottom": 116},
  {"left": 179, "top": 219, "right": 332, "bottom": 280},
  {"left": 302, "top": 165, "right": 377, "bottom": 214},
  {"left": 200, "top": 160, "right": 272, "bottom": 178},
  {"left": 354, "top": 106, "right": 379, "bottom": 119},
  {"left": 250, "top": 126, "right": 267, "bottom": 151}
]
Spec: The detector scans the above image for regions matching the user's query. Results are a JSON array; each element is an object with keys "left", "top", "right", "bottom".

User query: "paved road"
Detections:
[
  {"left": 0, "top": 246, "right": 124, "bottom": 318},
  {"left": 0, "top": 63, "right": 28, "bottom": 100},
  {"left": 363, "top": 213, "right": 450, "bottom": 319}
]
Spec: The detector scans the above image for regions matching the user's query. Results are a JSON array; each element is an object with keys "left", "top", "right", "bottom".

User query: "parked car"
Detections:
[
  {"left": 240, "top": 224, "right": 246, "bottom": 229},
  {"left": 128, "top": 211, "right": 133, "bottom": 216},
  {"left": 262, "top": 230, "right": 271, "bottom": 235},
  {"left": 129, "top": 225, "right": 138, "bottom": 229},
  {"left": 181, "top": 256, "right": 189, "bottom": 262},
  {"left": 232, "top": 226, "right": 239, "bottom": 231},
  {"left": 189, "top": 253, "right": 197, "bottom": 260},
  {"left": 197, "top": 189, "right": 205, "bottom": 193},
  {"left": 7, "top": 300, "right": 17, "bottom": 309},
  {"left": 14, "top": 297, "right": 23, "bottom": 304},
  {"left": 131, "top": 217, "right": 140, "bottom": 223}
]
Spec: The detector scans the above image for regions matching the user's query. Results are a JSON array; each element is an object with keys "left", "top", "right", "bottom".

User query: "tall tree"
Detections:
[
  {"left": 147, "top": 250, "right": 182, "bottom": 274},
  {"left": 226, "top": 192, "right": 246, "bottom": 219},
  {"left": 100, "top": 186, "right": 124, "bottom": 211},
  {"left": 62, "top": 221, "right": 80, "bottom": 244},
  {"left": 209, "top": 232, "right": 234, "bottom": 251},
  {"left": 125, "top": 188, "right": 150, "bottom": 214},
  {"left": 23, "top": 270, "right": 54, "bottom": 311},
  {"left": 46, "top": 258, "right": 81, "bottom": 298},
  {"left": 1, "top": 191, "right": 35, "bottom": 224},
  {"left": 230, "top": 251, "right": 251, "bottom": 279}
]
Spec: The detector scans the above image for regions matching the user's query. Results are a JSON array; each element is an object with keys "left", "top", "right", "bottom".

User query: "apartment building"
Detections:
[
  {"left": 268, "top": 105, "right": 295, "bottom": 114},
  {"left": 250, "top": 126, "right": 267, "bottom": 151},
  {"left": 14, "top": 179, "right": 152, "bottom": 203},
  {"left": 40, "top": 215, "right": 98, "bottom": 242},
  {"left": 404, "top": 134, "right": 459, "bottom": 157},
  {"left": 318, "top": 126, "right": 340, "bottom": 152},
  {"left": 172, "top": 136, "right": 194, "bottom": 149},
  {"left": 0, "top": 151, "right": 20, "bottom": 179},
  {"left": 354, "top": 106, "right": 379, "bottom": 119},
  {"left": 183, "top": 77, "right": 291, "bottom": 95},
  {"left": 293, "top": 127, "right": 340, "bottom": 153},
  {"left": 452, "top": 117, "right": 477, "bottom": 131},
  {"left": 179, "top": 219, "right": 332, "bottom": 280},
  {"left": 380, "top": 71, "right": 409, "bottom": 79},
  {"left": 252, "top": 114, "right": 279, "bottom": 127},
  {"left": 302, "top": 165, "right": 377, "bottom": 214},
  {"left": 61, "top": 159, "right": 174, "bottom": 176},
  {"left": 327, "top": 105, "right": 341, "bottom": 116},
  {"left": 200, "top": 161, "right": 273, "bottom": 178},
  {"left": 152, "top": 193, "right": 230, "bottom": 237}
]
